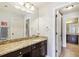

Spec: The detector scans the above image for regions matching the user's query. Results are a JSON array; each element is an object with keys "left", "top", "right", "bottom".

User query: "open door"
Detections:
[{"left": 55, "top": 11, "right": 62, "bottom": 57}]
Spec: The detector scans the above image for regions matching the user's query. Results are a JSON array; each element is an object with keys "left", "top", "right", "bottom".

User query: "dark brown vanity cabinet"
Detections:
[
  {"left": 31, "top": 42, "right": 40, "bottom": 57},
  {"left": 1, "top": 40, "right": 47, "bottom": 57},
  {"left": 1, "top": 46, "right": 31, "bottom": 57},
  {"left": 66, "top": 35, "right": 78, "bottom": 44},
  {"left": 45, "top": 40, "right": 47, "bottom": 55},
  {"left": 31, "top": 40, "right": 47, "bottom": 57},
  {"left": 39, "top": 40, "right": 47, "bottom": 57}
]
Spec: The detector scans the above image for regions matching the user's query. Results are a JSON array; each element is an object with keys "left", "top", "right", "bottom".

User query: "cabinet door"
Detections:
[
  {"left": 31, "top": 42, "right": 41, "bottom": 57},
  {"left": 70, "top": 35, "right": 78, "bottom": 44},
  {"left": 21, "top": 46, "right": 31, "bottom": 57},
  {"left": 40, "top": 41, "right": 47, "bottom": 57},
  {"left": 31, "top": 48, "right": 40, "bottom": 57},
  {"left": 31, "top": 40, "right": 47, "bottom": 57},
  {"left": 40, "top": 46, "right": 45, "bottom": 57},
  {"left": 45, "top": 41, "right": 47, "bottom": 55}
]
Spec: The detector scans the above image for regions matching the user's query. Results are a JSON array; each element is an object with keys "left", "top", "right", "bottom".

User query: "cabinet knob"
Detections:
[
  {"left": 42, "top": 43, "right": 44, "bottom": 45},
  {"left": 19, "top": 52, "right": 22, "bottom": 54},
  {"left": 34, "top": 46, "right": 36, "bottom": 49}
]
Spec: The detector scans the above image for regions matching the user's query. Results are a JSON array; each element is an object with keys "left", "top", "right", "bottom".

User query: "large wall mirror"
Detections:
[{"left": 0, "top": 2, "right": 39, "bottom": 41}]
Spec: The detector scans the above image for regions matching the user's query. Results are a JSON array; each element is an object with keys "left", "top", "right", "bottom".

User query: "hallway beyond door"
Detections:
[{"left": 61, "top": 43, "right": 79, "bottom": 57}]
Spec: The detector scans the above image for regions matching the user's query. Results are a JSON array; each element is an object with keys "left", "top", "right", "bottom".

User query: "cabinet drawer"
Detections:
[
  {"left": 1, "top": 50, "right": 21, "bottom": 57},
  {"left": 39, "top": 40, "right": 47, "bottom": 47},
  {"left": 31, "top": 48, "right": 40, "bottom": 57},
  {"left": 31, "top": 42, "right": 41, "bottom": 49},
  {"left": 1, "top": 46, "right": 31, "bottom": 57},
  {"left": 20, "top": 46, "right": 31, "bottom": 55},
  {"left": 44, "top": 40, "right": 47, "bottom": 44},
  {"left": 40, "top": 42, "right": 44, "bottom": 45},
  {"left": 32, "top": 40, "right": 47, "bottom": 49}
]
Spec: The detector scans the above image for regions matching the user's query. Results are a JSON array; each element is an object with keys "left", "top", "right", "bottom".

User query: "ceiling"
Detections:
[
  {"left": 60, "top": 4, "right": 79, "bottom": 14},
  {"left": 0, "top": 2, "right": 27, "bottom": 15},
  {"left": 0, "top": 2, "right": 70, "bottom": 15},
  {"left": 32, "top": 2, "right": 68, "bottom": 8},
  {"left": 0, "top": 2, "right": 47, "bottom": 14}
]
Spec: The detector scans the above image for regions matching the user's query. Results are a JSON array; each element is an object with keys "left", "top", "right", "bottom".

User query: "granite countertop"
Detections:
[{"left": 0, "top": 36, "right": 47, "bottom": 56}]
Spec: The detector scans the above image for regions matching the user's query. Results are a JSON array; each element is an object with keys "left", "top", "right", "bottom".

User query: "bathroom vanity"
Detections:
[
  {"left": 0, "top": 36, "right": 47, "bottom": 57},
  {"left": 66, "top": 34, "right": 78, "bottom": 44}
]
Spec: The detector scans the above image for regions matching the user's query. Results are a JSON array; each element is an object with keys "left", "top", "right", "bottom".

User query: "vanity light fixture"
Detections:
[
  {"left": 24, "top": 2, "right": 31, "bottom": 9},
  {"left": 14, "top": 5, "right": 26, "bottom": 12},
  {"left": 24, "top": 2, "right": 35, "bottom": 11},
  {"left": 14, "top": 2, "right": 35, "bottom": 13}
]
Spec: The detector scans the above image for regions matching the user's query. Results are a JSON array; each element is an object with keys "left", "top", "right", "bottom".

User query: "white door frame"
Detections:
[
  {"left": 55, "top": 2, "right": 79, "bottom": 57},
  {"left": 55, "top": 10, "right": 63, "bottom": 57}
]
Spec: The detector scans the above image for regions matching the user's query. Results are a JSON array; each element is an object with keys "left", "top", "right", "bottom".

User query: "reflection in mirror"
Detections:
[{"left": 0, "top": 2, "right": 39, "bottom": 42}]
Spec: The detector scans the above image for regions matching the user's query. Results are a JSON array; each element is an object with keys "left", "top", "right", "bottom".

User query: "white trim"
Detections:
[{"left": 54, "top": 2, "right": 79, "bottom": 56}]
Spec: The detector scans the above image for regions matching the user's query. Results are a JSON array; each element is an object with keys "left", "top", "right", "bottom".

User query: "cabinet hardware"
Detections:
[
  {"left": 55, "top": 15, "right": 57, "bottom": 17},
  {"left": 42, "top": 43, "right": 44, "bottom": 45},
  {"left": 19, "top": 52, "right": 22, "bottom": 54},
  {"left": 56, "top": 50, "right": 57, "bottom": 52},
  {"left": 33, "top": 46, "right": 36, "bottom": 49},
  {"left": 56, "top": 32, "right": 57, "bottom": 35}
]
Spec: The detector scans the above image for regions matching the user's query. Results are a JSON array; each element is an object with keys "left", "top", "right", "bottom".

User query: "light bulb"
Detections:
[
  {"left": 25, "top": 3, "right": 31, "bottom": 9},
  {"left": 67, "top": 6, "right": 73, "bottom": 10},
  {"left": 30, "top": 6, "right": 35, "bottom": 11},
  {"left": 66, "top": 5, "right": 74, "bottom": 10}
]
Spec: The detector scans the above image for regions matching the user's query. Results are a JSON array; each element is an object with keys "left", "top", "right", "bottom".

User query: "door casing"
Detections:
[{"left": 55, "top": 3, "right": 79, "bottom": 57}]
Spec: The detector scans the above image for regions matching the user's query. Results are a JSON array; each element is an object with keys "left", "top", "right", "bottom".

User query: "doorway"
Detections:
[
  {"left": 55, "top": 3, "right": 79, "bottom": 57},
  {"left": 26, "top": 19, "right": 29, "bottom": 37}
]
